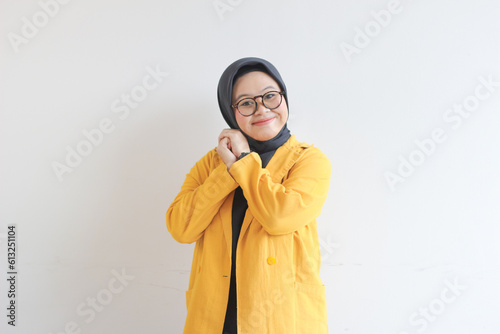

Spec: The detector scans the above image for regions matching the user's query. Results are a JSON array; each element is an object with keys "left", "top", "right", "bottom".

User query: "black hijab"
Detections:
[{"left": 217, "top": 57, "right": 291, "bottom": 165}]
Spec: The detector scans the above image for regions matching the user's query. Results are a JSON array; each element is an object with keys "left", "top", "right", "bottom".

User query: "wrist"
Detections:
[{"left": 237, "top": 152, "right": 251, "bottom": 160}]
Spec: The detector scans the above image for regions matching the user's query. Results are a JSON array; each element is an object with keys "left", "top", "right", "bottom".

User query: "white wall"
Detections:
[{"left": 1, "top": 0, "right": 499, "bottom": 333}]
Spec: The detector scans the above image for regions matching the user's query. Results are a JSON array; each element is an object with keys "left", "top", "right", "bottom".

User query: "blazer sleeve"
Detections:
[
  {"left": 166, "top": 149, "right": 238, "bottom": 244},
  {"left": 228, "top": 147, "right": 331, "bottom": 235}
]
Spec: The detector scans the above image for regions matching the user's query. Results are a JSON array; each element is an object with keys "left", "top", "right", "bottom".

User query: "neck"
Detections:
[{"left": 243, "top": 124, "right": 291, "bottom": 154}]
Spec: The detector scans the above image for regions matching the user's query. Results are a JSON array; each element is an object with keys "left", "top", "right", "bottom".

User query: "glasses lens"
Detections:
[
  {"left": 262, "top": 91, "right": 282, "bottom": 109},
  {"left": 237, "top": 99, "right": 256, "bottom": 116}
]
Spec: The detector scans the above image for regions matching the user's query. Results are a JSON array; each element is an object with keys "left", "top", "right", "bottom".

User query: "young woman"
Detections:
[{"left": 166, "top": 57, "right": 331, "bottom": 334}]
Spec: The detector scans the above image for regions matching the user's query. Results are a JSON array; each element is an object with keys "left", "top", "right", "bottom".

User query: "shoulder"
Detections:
[
  {"left": 288, "top": 137, "right": 331, "bottom": 182},
  {"left": 285, "top": 135, "right": 330, "bottom": 163}
]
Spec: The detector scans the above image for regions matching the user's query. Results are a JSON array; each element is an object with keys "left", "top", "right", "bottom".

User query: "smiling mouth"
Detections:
[{"left": 253, "top": 117, "right": 275, "bottom": 125}]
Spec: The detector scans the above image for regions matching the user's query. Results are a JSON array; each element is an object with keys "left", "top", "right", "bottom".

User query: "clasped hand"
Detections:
[{"left": 217, "top": 129, "right": 250, "bottom": 171}]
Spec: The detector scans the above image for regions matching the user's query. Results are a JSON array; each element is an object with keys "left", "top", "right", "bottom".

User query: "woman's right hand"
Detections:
[{"left": 217, "top": 137, "right": 238, "bottom": 171}]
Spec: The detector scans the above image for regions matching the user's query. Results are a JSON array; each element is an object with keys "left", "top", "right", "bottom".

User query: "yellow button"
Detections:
[{"left": 267, "top": 257, "right": 276, "bottom": 265}]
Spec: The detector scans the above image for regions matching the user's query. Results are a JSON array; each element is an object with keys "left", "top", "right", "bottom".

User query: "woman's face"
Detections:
[{"left": 232, "top": 71, "right": 288, "bottom": 141}]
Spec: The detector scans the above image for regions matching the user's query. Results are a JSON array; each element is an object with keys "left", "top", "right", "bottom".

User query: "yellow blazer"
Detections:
[{"left": 166, "top": 135, "right": 331, "bottom": 333}]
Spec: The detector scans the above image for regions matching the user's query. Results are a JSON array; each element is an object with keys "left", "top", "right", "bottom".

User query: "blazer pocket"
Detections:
[{"left": 294, "top": 281, "right": 328, "bottom": 333}]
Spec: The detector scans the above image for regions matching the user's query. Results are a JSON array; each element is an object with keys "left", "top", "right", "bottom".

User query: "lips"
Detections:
[{"left": 252, "top": 117, "right": 275, "bottom": 125}]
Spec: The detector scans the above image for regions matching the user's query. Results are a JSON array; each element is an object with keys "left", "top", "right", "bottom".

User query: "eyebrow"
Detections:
[{"left": 234, "top": 85, "right": 279, "bottom": 102}]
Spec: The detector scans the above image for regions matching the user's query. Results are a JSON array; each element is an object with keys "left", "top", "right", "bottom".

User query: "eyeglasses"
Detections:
[{"left": 231, "top": 91, "right": 285, "bottom": 117}]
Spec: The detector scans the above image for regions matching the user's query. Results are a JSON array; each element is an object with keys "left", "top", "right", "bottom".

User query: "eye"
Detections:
[
  {"left": 264, "top": 92, "right": 277, "bottom": 100},
  {"left": 239, "top": 99, "right": 255, "bottom": 107}
]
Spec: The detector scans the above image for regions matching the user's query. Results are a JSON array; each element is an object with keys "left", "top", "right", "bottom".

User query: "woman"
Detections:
[{"left": 166, "top": 57, "right": 331, "bottom": 334}]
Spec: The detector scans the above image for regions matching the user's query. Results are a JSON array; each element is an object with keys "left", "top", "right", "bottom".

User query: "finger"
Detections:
[
  {"left": 218, "top": 128, "right": 232, "bottom": 137},
  {"left": 218, "top": 135, "right": 227, "bottom": 143},
  {"left": 218, "top": 131, "right": 234, "bottom": 143},
  {"left": 222, "top": 137, "right": 232, "bottom": 150},
  {"left": 222, "top": 128, "right": 239, "bottom": 135},
  {"left": 218, "top": 134, "right": 231, "bottom": 144}
]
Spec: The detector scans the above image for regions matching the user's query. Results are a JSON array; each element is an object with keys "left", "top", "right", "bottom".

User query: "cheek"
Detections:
[
  {"left": 234, "top": 112, "right": 248, "bottom": 129},
  {"left": 277, "top": 100, "right": 288, "bottom": 120},
  {"left": 278, "top": 106, "right": 288, "bottom": 124}
]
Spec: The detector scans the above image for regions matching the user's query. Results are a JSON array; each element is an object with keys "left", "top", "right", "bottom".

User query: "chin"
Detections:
[{"left": 250, "top": 128, "right": 279, "bottom": 141}]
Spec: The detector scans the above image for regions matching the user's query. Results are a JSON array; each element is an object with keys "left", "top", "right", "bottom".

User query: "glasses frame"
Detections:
[{"left": 231, "top": 90, "right": 285, "bottom": 117}]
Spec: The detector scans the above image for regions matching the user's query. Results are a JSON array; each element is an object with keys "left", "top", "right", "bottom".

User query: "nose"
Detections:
[{"left": 254, "top": 97, "right": 269, "bottom": 115}]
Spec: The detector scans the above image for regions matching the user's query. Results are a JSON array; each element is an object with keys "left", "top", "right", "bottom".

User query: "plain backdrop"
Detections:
[{"left": 1, "top": 0, "right": 500, "bottom": 333}]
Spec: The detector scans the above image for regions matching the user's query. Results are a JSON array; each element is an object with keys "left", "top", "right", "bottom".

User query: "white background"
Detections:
[{"left": 1, "top": 0, "right": 500, "bottom": 333}]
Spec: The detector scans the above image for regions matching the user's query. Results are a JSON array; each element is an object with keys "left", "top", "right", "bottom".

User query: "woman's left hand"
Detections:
[{"left": 217, "top": 129, "right": 250, "bottom": 169}]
